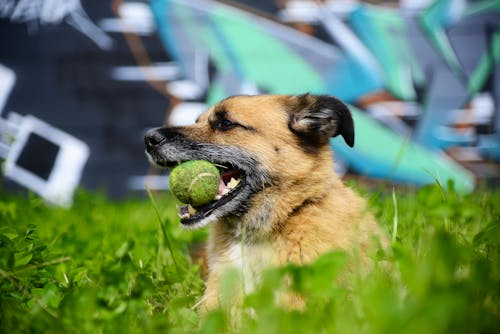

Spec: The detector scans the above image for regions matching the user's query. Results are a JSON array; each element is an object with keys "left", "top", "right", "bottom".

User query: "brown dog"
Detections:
[{"left": 145, "top": 94, "right": 384, "bottom": 310}]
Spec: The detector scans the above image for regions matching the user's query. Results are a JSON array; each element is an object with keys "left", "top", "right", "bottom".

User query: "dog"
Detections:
[{"left": 145, "top": 94, "right": 384, "bottom": 311}]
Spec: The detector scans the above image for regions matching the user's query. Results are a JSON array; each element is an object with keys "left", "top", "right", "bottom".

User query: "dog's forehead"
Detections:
[{"left": 211, "top": 95, "right": 288, "bottom": 121}]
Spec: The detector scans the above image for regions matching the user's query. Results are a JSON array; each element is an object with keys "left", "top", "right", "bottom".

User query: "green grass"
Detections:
[{"left": 0, "top": 183, "right": 499, "bottom": 333}]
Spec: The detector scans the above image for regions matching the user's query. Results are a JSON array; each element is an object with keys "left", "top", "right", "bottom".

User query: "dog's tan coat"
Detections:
[
  {"left": 152, "top": 95, "right": 384, "bottom": 310},
  {"left": 166, "top": 95, "right": 385, "bottom": 310}
]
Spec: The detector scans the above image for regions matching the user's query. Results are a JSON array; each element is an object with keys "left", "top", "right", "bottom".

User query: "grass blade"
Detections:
[
  {"left": 146, "top": 187, "right": 181, "bottom": 273},
  {"left": 392, "top": 187, "right": 399, "bottom": 244}
]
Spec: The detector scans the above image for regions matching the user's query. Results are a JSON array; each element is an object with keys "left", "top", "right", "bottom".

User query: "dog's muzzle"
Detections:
[{"left": 143, "top": 126, "right": 272, "bottom": 229}]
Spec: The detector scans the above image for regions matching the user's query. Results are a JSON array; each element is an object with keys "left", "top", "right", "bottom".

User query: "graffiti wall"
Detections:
[
  {"left": 0, "top": 0, "right": 169, "bottom": 203},
  {"left": 150, "top": 0, "right": 500, "bottom": 192},
  {"left": 0, "top": 0, "right": 498, "bottom": 204}
]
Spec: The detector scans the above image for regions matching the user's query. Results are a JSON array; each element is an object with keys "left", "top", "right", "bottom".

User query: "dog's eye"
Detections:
[{"left": 214, "top": 118, "right": 237, "bottom": 131}]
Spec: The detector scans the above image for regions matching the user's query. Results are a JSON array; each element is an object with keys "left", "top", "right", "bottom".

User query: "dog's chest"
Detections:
[{"left": 222, "top": 241, "right": 273, "bottom": 294}]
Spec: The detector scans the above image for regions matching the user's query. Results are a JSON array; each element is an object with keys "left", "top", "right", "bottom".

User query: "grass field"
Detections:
[{"left": 0, "top": 182, "right": 499, "bottom": 333}]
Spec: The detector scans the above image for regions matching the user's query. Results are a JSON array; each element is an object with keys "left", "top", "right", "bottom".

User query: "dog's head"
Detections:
[{"left": 145, "top": 94, "right": 354, "bottom": 230}]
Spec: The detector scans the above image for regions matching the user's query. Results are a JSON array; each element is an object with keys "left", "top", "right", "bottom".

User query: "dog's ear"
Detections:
[{"left": 288, "top": 94, "right": 354, "bottom": 147}]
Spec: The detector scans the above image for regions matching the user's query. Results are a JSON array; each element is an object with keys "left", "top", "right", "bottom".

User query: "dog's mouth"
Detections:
[
  {"left": 175, "top": 163, "right": 246, "bottom": 227},
  {"left": 145, "top": 131, "right": 270, "bottom": 229}
]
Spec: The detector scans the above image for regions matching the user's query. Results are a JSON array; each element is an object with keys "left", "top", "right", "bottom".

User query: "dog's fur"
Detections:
[{"left": 145, "top": 94, "right": 384, "bottom": 311}]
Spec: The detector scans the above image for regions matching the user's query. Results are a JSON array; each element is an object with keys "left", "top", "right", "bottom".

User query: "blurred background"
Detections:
[{"left": 0, "top": 0, "right": 498, "bottom": 206}]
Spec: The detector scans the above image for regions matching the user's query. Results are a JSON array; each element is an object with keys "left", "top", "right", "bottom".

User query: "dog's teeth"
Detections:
[
  {"left": 227, "top": 177, "right": 240, "bottom": 189},
  {"left": 215, "top": 194, "right": 222, "bottom": 200},
  {"left": 188, "top": 204, "right": 197, "bottom": 215}
]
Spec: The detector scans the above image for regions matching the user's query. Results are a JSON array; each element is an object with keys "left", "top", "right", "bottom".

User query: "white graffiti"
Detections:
[
  {"left": 0, "top": 65, "right": 16, "bottom": 117},
  {"left": 0, "top": 0, "right": 113, "bottom": 50}
]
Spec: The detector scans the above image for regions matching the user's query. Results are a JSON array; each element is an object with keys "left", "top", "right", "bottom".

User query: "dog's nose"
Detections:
[{"left": 144, "top": 129, "right": 166, "bottom": 149}]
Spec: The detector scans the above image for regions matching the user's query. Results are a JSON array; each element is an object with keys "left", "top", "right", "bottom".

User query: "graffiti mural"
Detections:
[
  {"left": 149, "top": 0, "right": 500, "bottom": 192},
  {"left": 0, "top": 1, "right": 168, "bottom": 203},
  {"left": 1, "top": 0, "right": 499, "bottom": 204},
  {"left": 0, "top": 0, "right": 113, "bottom": 49}
]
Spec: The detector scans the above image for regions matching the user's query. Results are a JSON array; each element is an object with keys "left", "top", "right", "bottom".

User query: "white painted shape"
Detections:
[
  {"left": 167, "top": 81, "right": 205, "bottom": 100},
  {"left": 39, "top": 0, "right": 80, "bottom": 24},
  {"left": 98, "top": 18, "right": 154, "bottom": 35},
  {"left": 0, "top": 65, "right": 16, "bottom": 116},
  {"left": 278, "top": 0, "right": 357, "bottom": 22},
  {"left": 110, "top": 63, "right": 180, "bottom": 81},
  {"left": 168, "top": 102, "right": 206, "bottom": 127},
  {"left": 278, "top": 1, "right": 320, "bottom": 23},
  {"left": 1, "top": 0, "right": 113, "bottom": 50},
  {"left": 471, "top": 93, "right": 494, "bottom": 123},
  {"left": 118, "top": 2, "right": 153, "bottom": 21},
  {"left": 66, "top": 8, "right": 114, "bottom": 50},
  {"left": 3, "top": 114, "right": 89, "bottom": 207},
  {"left": 99, "top": 2, "right": 155, "bottom": 36}
]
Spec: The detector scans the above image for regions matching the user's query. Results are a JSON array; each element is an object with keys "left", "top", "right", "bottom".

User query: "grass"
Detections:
[{"left": 0, "top": 182, "right": 499, "bottom": 333}]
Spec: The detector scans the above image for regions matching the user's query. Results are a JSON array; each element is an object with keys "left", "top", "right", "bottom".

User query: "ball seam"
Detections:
[{"left": 187, "top": 172, "right": 218, "bottom": 194}]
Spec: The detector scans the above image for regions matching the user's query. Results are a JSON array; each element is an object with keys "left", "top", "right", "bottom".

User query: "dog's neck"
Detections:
[{"left": 216, "top": 149, "right": 342, "bottom": 242}]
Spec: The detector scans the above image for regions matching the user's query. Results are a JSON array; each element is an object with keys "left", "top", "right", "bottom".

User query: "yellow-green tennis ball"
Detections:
[{"left": 169, "top": 160, "right": 220, "bottom": 207}]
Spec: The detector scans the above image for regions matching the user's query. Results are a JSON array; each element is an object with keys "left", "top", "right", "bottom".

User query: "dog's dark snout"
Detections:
[{"left": 145, "top": 129, "right": 166, "bottom": 149}]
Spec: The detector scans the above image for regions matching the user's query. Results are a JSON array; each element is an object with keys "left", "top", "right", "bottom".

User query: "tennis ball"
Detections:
[{"left": 169, "top": 160, "right": 220, "bottom": 207}]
